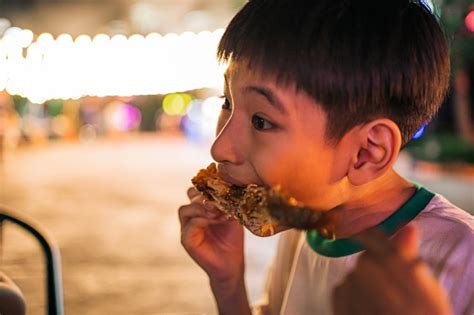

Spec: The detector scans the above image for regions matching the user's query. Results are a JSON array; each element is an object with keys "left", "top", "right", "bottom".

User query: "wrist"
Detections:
[
  {"left": 209, "top": 271, "right": 243, "bottom": 288},
  {"left": 210, "top": 276, "right": 251, "bottom": 315},
  {"left": 207, "top": 262, "right": 245, "bottom": 289}
]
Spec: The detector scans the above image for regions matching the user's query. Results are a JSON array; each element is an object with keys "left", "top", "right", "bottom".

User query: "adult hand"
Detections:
[{"left": 332, "top": 224, "right": 452, "bottom": 315}]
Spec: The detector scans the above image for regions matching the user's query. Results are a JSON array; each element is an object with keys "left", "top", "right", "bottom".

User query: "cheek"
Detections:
[
  {"left": 286, "top": 161, "right": 330, "bottom": 202},
  {"left": 249, "top": 145, "right": 304, "bottom": 180},
  {"left": 247, "top": 138, "right": 291, "bottom": 186},
  {"left": 259, "top": 144, "right": 335, "bottom": 204}
]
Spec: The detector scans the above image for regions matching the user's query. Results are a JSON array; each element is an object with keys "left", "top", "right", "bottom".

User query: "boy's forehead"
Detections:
[
  {"left": 225, "top": 59, "right": 261, "bottom": 84},
  {"left": 225, "top": 59, "right": 323, "bottom": 116},
  {"left": 225, "top": 59, "right": 286, "bottom": 91}
]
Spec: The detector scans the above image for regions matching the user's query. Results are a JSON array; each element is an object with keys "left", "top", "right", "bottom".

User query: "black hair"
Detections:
[{"left": 217, "top": 0, "right": 450, "bottom": 145}]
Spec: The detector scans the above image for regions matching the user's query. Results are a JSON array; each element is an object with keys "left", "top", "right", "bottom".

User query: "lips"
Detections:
[{"left": 216, "top": 164, "right": 248, "bottom": 187}]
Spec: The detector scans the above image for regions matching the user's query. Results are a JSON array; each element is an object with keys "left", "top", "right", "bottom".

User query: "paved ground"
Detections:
[
  {"left": 0, "top": 135, "right": 472, "bottom": 315},
  {"left": 0, "top": 135, "right": 278, "bottom": 315}
]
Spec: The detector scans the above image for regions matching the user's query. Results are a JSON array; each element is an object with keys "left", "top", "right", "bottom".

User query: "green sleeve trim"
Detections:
[{"left": 306, "top": 185, "right": 435, "bottom": 258}]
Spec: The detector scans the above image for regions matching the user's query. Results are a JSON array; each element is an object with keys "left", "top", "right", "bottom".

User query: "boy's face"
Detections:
[{"left": 211, "top": 60, "right": 352, "bottom": 211}]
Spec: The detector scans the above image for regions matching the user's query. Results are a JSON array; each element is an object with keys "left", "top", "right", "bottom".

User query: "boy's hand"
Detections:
[
  {"left": 179, "top": 187, "right": 245, "bottom": 284},
  {"left": 179, "top": 187, "right": 251, "bottom": 315},
  {"left": 332, "top": 224, "right": 452, "bottom": 315}
]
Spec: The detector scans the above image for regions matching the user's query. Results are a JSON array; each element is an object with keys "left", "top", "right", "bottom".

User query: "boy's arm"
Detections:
[{"left": 210, "top": 278, "right": 251, "bottom": 315}]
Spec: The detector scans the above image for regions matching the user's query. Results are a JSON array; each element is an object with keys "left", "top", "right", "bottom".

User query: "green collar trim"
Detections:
[{"left": 306, "top": 184, "right": 434, "bottom": 258}]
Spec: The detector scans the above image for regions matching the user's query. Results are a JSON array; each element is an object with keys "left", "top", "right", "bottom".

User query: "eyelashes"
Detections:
[
  {"left": 219, "top": 95, "right": 276, "bottom": 131},
  {"left": 252, "top": 114, "right": 274, "bottom": 131},
  {"left": 221, "top": 97, "right": 231, "bottom": 110}
]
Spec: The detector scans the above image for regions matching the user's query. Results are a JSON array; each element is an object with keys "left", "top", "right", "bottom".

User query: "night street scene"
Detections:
[{"left": 0, "top": 0, "right": 473, "bottom": 314}]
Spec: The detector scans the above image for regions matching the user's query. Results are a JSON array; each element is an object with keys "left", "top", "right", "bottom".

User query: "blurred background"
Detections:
[{"left": 0, "top": 0, "right": 472, "bottom": 314}]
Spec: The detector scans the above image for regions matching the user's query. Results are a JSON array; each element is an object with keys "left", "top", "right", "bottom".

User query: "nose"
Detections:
[{"left": 210, "top": 115, "right": 245, "bottom": 165}]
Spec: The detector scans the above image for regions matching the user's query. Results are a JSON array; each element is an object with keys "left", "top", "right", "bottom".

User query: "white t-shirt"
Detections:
[{"left": 253, "top": 191, "right": 474, "bottom": 315}]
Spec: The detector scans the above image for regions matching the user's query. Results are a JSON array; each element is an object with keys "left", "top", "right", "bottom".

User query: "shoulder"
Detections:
[
  {"left": 414, "top": 193, "right": 473, "bottom": 275},
  {"left": 415, "top": 193, "right": 473, "bottom": 277},
  {"left": 415, "top": 194, "right": 474, "bottom": 315},
  {"left": 415, "top": 194, "right": 473, "bottom": 242}
]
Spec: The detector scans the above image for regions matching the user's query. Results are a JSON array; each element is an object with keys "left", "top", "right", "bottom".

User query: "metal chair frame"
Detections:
[{"left": 0, "top": 207, "right": 64, "bottom": 315}]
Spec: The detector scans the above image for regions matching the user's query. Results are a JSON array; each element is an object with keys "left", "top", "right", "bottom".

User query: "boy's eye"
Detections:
[
  {"left": 221, "top": 97, "right": 231, "bottom": 110},
  {"left": 251, "top": 114, "right": 273, "bottom": 131}
]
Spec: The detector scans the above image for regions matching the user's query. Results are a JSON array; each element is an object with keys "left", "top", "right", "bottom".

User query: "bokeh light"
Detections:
[
  {"left": 104, "top": 101, "right": 142, "bottom": 132},
  {"left": 18, "top": 29, "right": 34, "bottom": 48},
  {"left": 75, "top": 35, "right": 92, "bottom": 47},
  {"left": 466, "top": 11, "right": 474, "bottom": 32},
  {"left": 413, "top": 124, "right": 427, "bottom": 140},
  {"left": 163, "top": 93, "right": 193, "bottom": 116},
  {"left": 182, "top": 96, "right": 222, "bottom": 141},
  {"left": 0, "top": 27, "right": 225, "bottom": 101}
]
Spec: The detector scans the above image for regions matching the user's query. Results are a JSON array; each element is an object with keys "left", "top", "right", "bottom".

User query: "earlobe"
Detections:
[{"left": 347, "top": 119, "right": 401, "bottom": 186}]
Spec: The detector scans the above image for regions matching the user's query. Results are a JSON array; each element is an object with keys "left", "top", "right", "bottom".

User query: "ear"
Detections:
[{"left": 347, "top": 119, "right": 401, "bottom": 186}]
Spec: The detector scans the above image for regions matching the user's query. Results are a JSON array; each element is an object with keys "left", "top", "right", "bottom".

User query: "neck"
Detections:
[{"left": 318, "top": 170, "right": 416, "bottom": 239}]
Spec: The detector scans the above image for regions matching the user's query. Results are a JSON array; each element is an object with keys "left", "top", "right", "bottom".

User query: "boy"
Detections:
[{"left": 179, "top": 0, "right": 474, "bottom": 314}]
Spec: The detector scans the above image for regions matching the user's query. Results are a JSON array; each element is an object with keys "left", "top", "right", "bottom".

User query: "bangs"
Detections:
[{"left": 217, "top": 0, "right": 450, "bottom": 145}]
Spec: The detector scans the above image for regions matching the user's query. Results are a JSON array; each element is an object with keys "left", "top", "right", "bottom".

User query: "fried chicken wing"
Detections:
[{"left": 191, "top": 163, "right": 322, "bottom": 237}]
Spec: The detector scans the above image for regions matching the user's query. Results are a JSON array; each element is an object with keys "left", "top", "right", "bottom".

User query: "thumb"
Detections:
[{"left": 392, "top": 223, "right": 419, "bottom": 260}]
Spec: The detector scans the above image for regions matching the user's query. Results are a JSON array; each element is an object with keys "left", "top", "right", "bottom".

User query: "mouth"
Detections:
[
  {"left": 192, "top": 163, "right": 325, "bottom": 237},
  {"left": 216, "top": 164, "right": 249, "bottom": 187}
]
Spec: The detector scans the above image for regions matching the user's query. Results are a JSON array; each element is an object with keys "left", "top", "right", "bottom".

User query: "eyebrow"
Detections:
[{"left": 243, "top": 85, "right": 287, "bottom": 114}]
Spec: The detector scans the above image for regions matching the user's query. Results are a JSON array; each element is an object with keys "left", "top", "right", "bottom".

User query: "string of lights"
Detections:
[{"left": 0, "top": 27, "right": 226, "bottom": 103}]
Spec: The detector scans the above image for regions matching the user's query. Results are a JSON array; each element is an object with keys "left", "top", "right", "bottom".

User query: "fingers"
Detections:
[
  {"left": 335, "top": 224, "right": 450, "bottom": 315},
  {"left": 179, "top": 187, "right": 228, "bottom": 239},
  {"left": 186, "top": 187, "right": 221, "bottom": 211},
  {"left": 352, "top": 224, "right": 425, "bottom": 289},
  {"left": 332, "top": 280, "right": 354, "bottom": 315},
  {"left": 179, "top": 204, "right": 203, "bottom": 227},
  {"left": 188, "top": 187, "right": 223, "bottom": 215},
  {"left": 181, "top": 216, "right": 227, "bottom": 251},
  {"left": 178, "top": 203, "right": 224, "bottom": 228},
  {"left": 353, "top": 223, "right": 420, "bottom": 262},
  {"left": 187, "top": 187, "right": 201, "bottom": 200},
  {"left": 353, "top": 227, "right": 395, "bottom": 256},
  {"left": 179, "top": 202, "right": 229, "bottom": 249},
  {"left": 351, "top": 225, "right": 426, "bottom": 296},
  {"left": 342, "top": 246, "right": 417, "bottom": 312},
  {"left": 391, "top": 223, "right": 419, "bottom": 260},
  {"left": 334, "top": 264, "right": 403, "bottom": 315},
  {"left": 355, "top": 251, "right": 408, "bottom": 297},
  {"left": 180, "top": 211, "right": 229, "bottom": 249}
]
